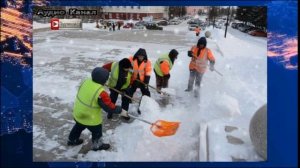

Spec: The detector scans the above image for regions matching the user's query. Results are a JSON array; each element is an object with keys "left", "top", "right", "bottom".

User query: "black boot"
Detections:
[
  {"left": 93, "top": 143, "right": 110, "bottom": 151},
  {"left": 185, "top": 88, "right": 192, "bottom": 92},
  {"left": 67, "top": 139, "right": 84, "bottom": 146},
  {"left": 107, "top": 112, "right": 113, "bottom": 119},
  {"left": 121, "top": 116, "right": 131, "bottom": 121}
]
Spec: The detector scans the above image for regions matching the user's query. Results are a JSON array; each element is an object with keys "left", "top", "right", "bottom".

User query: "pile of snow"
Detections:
[{"left": 208, "top": 93, "right": 241, "bottom": 120}]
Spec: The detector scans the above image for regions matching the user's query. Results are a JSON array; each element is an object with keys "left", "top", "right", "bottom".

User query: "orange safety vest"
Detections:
[
  {"left": 128, "top": 56, "right": 152, "bottom": 83},
  {"left": 189, "top": 46, "right": 215, "bottom": 73},
  {"left": 195, "top": 27, "right": 200, "bottom": 34}
]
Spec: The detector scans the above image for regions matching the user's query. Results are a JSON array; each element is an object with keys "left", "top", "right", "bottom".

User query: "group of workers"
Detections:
[{"left": 67, "top": 35, "right": 216, "bottom": 151}]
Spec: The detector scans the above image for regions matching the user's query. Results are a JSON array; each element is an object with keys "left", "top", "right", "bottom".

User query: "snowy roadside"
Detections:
[{"left": 33, "top": 21, "right": 266, "bottom": 161}]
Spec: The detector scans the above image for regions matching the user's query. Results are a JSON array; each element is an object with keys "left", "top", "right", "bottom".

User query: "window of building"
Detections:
[
  {"left": 138, "top": 6, "right": 141, "bottom": 9},
  {"left": 131, "top": 6, "right": 134, "bottom": 9}
]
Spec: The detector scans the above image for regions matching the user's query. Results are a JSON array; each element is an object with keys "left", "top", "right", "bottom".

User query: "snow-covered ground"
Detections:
[{"left": 33, "top": 19, "right": 266, "bottom": 161}]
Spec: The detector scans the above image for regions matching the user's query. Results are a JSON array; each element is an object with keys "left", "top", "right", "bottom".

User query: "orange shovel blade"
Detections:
[{"left": 150, "top": 120, "right": 180, "bottom": 137}]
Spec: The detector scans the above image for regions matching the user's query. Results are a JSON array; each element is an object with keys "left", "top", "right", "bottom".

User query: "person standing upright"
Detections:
[
  {"left": 185, "top": 37, "right": 215, "bottom": 97},
  {"left": 195, "top": 26, "right": 201, "bottom": 36}
]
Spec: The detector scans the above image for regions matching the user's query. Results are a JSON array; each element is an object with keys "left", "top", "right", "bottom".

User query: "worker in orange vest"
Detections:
[
  {"left": 185, "top": 37, "right": 215, "bottom": 97},
  {"left": 124, "top": 48, "right": 152, "bottom": 114},
  {"left": 195, "top": 26, "right": 201, "bottom": 36}
]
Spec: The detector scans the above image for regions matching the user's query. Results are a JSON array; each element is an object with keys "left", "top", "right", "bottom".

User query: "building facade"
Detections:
[
  {"left": 102, "top": 6, "right": 168, "bottom": 20},
  {"left": 186, "top": 6, "right": 208, "bottom": 15}
]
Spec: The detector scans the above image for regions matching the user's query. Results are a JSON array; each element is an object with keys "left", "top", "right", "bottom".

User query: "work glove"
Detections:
[
  {"left": 187, "top": 51, "right": 193, "bottom": 57},
  {"left": 120, "top": 109, "right": 129, "bottom": 117},
  {"left": 114, "top": 105, "right": 122, "bottom": 114}
]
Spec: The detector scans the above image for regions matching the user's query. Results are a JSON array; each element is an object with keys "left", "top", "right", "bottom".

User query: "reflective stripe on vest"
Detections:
[
  {"left": 129, "top": 56, "right": 149, "bottom": 82},
  {"left": 154, "top": 54, "right": 173, "bottom": 77},
  {"left": 108, "top": 62, "right": 132, "bottom": 89},
  {"left": 73, "top": 78, "right": 104, "bottom": 126},
  {"left": 189, "top": 48, "right": 208, "bottom": 72}
]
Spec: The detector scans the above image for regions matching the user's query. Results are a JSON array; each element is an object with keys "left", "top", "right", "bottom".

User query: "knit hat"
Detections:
[
  {"left": 119, "top": 58, "right": 132, "bottom": 69},
  {"left": 169, "top": 49, "right": 179, "bottom": 58},
  {"left": 197, "top": 37, "right": 207, "bottom": 47},
  {"left": 91, "top": 67, "right": 109, "bottom": 85},
  {"left": 133, "top": 48, "right": 148, "bottom": 61}
]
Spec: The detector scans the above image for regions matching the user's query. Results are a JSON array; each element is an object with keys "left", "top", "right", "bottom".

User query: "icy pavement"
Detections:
[{"left": 33, "top": 20, "right": 266, "bottom": 161}]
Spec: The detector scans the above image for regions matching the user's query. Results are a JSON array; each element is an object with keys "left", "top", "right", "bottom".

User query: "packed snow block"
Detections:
[
  {"left": 161, "top": 88, "right": 176, "bottom": 96},
  {"left": 139, "top": 96, "right": 160, "bottom": 115},
  {"left": 249, "top": 104, "right": 267, "bottom": 160},
  {"left": 205, "top": 31, "right": 211, "bottom": 38},
  {"left": 209, "top": 94, "right": 241, "bottom": 120}
]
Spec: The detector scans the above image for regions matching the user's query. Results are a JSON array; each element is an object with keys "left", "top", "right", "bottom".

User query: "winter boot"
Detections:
[
  {"left": 67, "top": 139, "right": 84, "bottom": 146},
  {"left": 92, "top": 138, "right": 110, "bottom": 151},
  {"left": 121, "top": 116, "right": 131, "bottom": 121},
  {"left": 185, "top": 88, "right": 192, "bottom": 92},
  {"left": 194, "top": 87, "right": 200, "bottom": 98},
  {"left": 107, "top": 112, "right": 113, "bottom": 119}
]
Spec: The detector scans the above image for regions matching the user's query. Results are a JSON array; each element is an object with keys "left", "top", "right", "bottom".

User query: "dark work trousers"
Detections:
[
  {"left": 123, "top": 81, "right": 151, "bottom": 111},
  {"left": 129, "top": 81, "right": 151, "bottom": 97},
  {"left": 155, "top": 74, "right": 169, "bottom": 90},
  {"left": 109, "top": 88, "right": 130, "bottom": 111},
  {"left": 196, "top": 33, "right": 199, "bottom": 36},
  {"left": 68, "top": 120, "right": 102, "bottom": 143},
  {"left": 187, "top": 70, "right": 204, "bottom": 90}
]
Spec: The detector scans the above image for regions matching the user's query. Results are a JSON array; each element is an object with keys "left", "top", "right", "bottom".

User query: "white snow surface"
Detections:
[{"left": 33, "top": 19, "right": 267, "bottom": 161}]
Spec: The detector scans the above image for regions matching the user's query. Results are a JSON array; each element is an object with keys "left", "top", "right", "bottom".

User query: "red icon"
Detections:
[{"left": 50, "top": 18, "right": 59, "bottom": 30}]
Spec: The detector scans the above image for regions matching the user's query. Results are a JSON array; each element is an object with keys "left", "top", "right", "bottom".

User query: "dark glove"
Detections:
[
  {"left": 114, "top": 105, "right": 122, "bottom": 114},
  {"left": 164, "top": 74, "right": 170, "bottom": 80},
  {"left": 188, "top": 51, "right": 193, "bottom": 57},
  {"left": 144, "top": 76, "right": 150, "bottom": 85}
]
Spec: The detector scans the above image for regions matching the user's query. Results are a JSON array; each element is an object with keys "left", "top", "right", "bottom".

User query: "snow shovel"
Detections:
[
  {"left": 213, "top": 68, "right": 223, "bottom": 77},
  {"left": 104, "top": 84, "right": 140, "bottom": 103},
  {"left": 128, "top": 114, "right": 180, "bottom": 137},
  {"left": 105, "top": 85, "right": 180, "bottom": 137},
  {"left": 135, "top": 79, "right": 171, "bottom": 96}
]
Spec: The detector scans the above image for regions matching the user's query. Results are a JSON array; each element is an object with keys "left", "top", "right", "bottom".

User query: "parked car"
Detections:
[
  {"left": 132, "top": 23, "right": 144, "bottom": 29},
  {"left": 169, "top": 19, "right": 181, "bottom": 25},
  {"left": 231, "top": 22, "right": 243, "bottom": 29},
  {"left": 156, "top": 20, "right": 168, "bottom": 26},
  {"left": 123, "top": 23, "right": 134, "bottom": 29},
  {"left": 188, "top": 23, "right": 199, "bottom": 31},
  {"left": 214, "top": 23, "right": 222, "bottom": 29},
  {"left": 239, "top": 25, "right": 253, "bottom": 32},
  {"left": 248, "top": 30, "right": 267, "bottom": 37},
  {"left": 136, "top": 21, "right": 148, "bottom": 26},
  {"left": 145, "top": 23, "right": 163, "bottom": 30},
  {"left": 244, "top": 26, "right": 258, "bottom": 33}
]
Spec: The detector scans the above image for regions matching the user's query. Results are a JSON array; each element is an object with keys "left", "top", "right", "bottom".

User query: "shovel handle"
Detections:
[
  {"left": 104, "top": 85, "right": 140, "bottom": 103},
  {"left": 214, "top": 69, "right": 223, "bottom": 76},
  {"left": 128, "top": 114, "right": 153, "bottom": 125}
]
